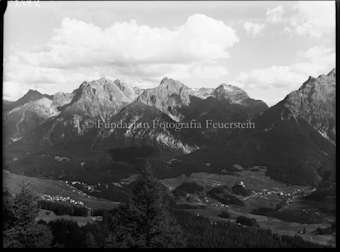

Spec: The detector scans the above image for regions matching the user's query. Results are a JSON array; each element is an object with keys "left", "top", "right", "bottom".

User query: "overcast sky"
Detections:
[{"left": 3, "top": 1, "right": 335, "bottom": 106}]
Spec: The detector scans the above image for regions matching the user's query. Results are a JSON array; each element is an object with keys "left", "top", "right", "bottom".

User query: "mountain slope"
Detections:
[{"left": 3, "top": 90, "right": 73, "bottom": 144}]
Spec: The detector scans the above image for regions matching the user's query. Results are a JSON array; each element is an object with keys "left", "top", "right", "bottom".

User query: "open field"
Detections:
[
  {"left": 3, "top": 170, "right": 119, "bottom": 210},
  {"left": 35, "top": 209, "right": 103, "bottom": 227},
  {"left": 160, "top": 167, "right": 308, "bottom": 194}
]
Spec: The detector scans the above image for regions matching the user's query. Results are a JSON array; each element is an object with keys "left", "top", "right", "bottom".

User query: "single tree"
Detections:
[
  {"left": 84, "top": 232, "right": 99, "bottom": 248},
  {"left": 303, "top": 227, "right": 307, "bottom": 234},
  {"left": 219, "top": 211, "right": 231, "bottom": 219},
  {"left": 104, "top": 203, "right": 140, "bottom": 248},
  {"left": 106, "top": 163, "right": 186, "bottom": 248},
  {"left": 3, "top": 181, "right": 54, "bottom": 248}
]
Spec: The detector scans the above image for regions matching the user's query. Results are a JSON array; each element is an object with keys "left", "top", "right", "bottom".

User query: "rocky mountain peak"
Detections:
[
  {"left": 213, "top": 83, "right": 249, "bottom": 103},
  {"left": 24, "top": 89, "right": 45, "bottom": 99},
  {"left": 327, "top": 68, "right": 335, "bottom": 76},
  {"left": 12, "top": 89, "right": 50, "bottom": 109},
  {"left": 158, "top": 77, "right": 187, "bottom": 91},
  {"left": 215, "top": 83, "right": 245, "bottom": 92},
  {"left": 219, "top": 83, "right": 236, "bottom": 90},
  {"left": 136, "top": 77, "right": 195, "bottom": 121},
  {"left": 113, "top": 79, "right": 123, "bottom": 84},
  {"left": 296, "top": 68, "right": 335, "bottom": 96},
  {"left": 160, "top": 77, "right": 169, "bottom": 84},
  {"left": 267, "top": 68, "right": 336, "bottom": 142},
  {"left": 27, "top": 89, "right": 40, "bottom": 94}
]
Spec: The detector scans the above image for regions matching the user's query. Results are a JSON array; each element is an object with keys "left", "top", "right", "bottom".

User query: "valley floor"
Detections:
[{"left": 159, "top": 166, "right": 336, "bottom": 247}]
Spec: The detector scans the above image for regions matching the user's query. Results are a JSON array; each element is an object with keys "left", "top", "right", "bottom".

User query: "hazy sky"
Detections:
[{"left": 3, "top": 1, "right": 335, "bottom": 106}]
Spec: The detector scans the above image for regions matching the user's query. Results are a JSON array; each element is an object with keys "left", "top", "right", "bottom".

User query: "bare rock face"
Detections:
[
  {"left": 96, "top": 101, "right": 199, "bottom": 156},
  {"left": 52, "top": 92, "right": 74, "bottom": 108},
  {"left": 113, "top": 79, "right": 140, "bottom": 101},
  {"left": 133, "top": 86, "right": 143, "bottom": 96}
]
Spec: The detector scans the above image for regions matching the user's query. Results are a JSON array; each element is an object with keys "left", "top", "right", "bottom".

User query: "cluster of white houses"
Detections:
[
  {"left": 211, "top": 181, "right": 221, "bottom": 187},
  {"left": 253, "top": 188, "right": 306, "bottom": 197},
  {"left": 38, "top": 193, "right": 85, "bottom": 206},
  {"left": 65, "top": 181, "right": 100, "bottom": 193}
]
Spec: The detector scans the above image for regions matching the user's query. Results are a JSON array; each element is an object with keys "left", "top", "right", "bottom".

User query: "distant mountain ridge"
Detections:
[
  {"left": 3, "top": 69, "right": 335, "bottom": 187},
  {"left": 3, "top": 75, "right": 268, "bottom": 156}
]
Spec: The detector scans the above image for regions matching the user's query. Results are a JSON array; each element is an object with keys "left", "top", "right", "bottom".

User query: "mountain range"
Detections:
[{"left": 3, "top": 68, "right": 336, "bottom": 186}]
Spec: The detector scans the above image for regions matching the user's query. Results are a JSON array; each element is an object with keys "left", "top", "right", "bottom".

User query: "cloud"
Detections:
[
  {"left": 244, "top": 22, "right": 265, "bottom": 37},
  {"left": 297, "top": 46, "right": 335, "bottom": 65},
  {"left": 286, "top": 1, "right": 335, "bottom": 38},
  {"left": 235, "top": 45, "right": 335, "bottom": 91},
  {"left": 192, "top": 65, "right": 228, "bottom": 79},
  {"left": 4, "top": 14, "right": 239, "bottom": 100},
  {"left": 41, "top": 14, "right": 239, "bottom": 66},
  {"left": 266, "top": 5, "right": 284, "bottom": 23},
  {"left": 236, "top": 66, "right": 305, "bottom": 90},
  {"left": 266, "top": 97, "right": 285, "bottom": 107},
  {"left": 3, "top": 82, "right": 32, "bottom": 101}
]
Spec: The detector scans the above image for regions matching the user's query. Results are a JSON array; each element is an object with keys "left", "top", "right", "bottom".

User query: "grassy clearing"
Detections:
[
  {"left": 35, "top": 209, "right": 103, "bottom": 227},
  {"left": 160, "top": 167, "right": 307, "bottom": 194}
]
